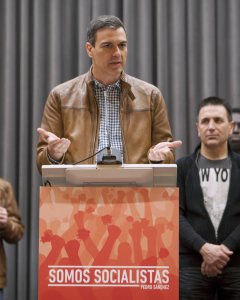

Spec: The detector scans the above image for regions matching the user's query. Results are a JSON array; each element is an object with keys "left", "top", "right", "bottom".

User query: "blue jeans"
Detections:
[
  {"left": 0, "top": 289, "right": 3, "bottom": 300},
  {"left": 180, "top": 267, "right": 240, "bottom": 300}
]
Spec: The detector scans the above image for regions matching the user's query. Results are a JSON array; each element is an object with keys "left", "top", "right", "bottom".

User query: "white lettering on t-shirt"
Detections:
[{"left": 199, "top": 167, "right": 230, "bottom": 237}]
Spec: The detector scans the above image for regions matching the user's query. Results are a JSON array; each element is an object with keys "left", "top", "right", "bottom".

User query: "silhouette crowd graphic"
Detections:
[{"left": 38, "top": 186, "right": 179, "bottom": 300}]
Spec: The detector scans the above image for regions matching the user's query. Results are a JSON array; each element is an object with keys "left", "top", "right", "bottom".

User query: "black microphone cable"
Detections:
[{"left": 72, "top": 146, "right": 108, "bottom": 165}]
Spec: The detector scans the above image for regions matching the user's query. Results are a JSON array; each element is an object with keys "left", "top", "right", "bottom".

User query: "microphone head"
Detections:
[{"left": 97, "top": 147, "right": 122, "bottom": 165}]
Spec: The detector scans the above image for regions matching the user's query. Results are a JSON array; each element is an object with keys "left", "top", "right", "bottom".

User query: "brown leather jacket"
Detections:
[
  {"left": 37, "top": 69, "right": 174, "bottom": 173},
  {"left": 0, "top": 179, "right": 24, "bottom": 288}
]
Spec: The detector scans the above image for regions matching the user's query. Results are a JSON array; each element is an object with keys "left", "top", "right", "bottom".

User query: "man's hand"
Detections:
[
  {"left": 200, "top": 243, "right": 233, "bottom": 277},
  {"left": 0, "top": 207, "right": 8, "bottom": 228},
  {"left": 37, "top": 128, "right": 71, "bottom": 161},
  {"left": 148, "top": 140, "right": 182, "bottom": 162},
  {"left": 201, "top": 261, "right": 221, "bottom": 277}
]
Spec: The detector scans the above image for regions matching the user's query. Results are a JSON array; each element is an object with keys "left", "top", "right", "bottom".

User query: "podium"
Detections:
[{"left": 38, "top": 164, "right": 179, "bottom": 300}]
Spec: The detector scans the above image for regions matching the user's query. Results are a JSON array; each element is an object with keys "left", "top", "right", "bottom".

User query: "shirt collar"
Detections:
[{"left": 93, "top": 78, "right": 121, "bottom": 90}]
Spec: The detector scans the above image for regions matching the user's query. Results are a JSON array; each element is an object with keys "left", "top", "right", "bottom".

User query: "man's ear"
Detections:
[
  {"left": 85, "top": 42, "right": 93, "bottom": 58},
  {"left": 229, "top": 121, "right": 234, "bottom": 135},
  {"left": 196, "top": 122, "right": 200, "bottom": 137}
]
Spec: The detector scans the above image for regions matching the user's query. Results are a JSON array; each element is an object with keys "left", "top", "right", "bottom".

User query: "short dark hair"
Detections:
[
  {"left": 87, "top": 15, "right": 125, "bottom": 46},
  {"left": 197, "top": 96, "right": 232, "bottom": 121}
]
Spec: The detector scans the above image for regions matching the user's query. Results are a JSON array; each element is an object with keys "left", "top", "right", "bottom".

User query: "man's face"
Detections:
[
  {"left": 85, "top": 27, "right": 127, "bottom": 85},
  {"left": 229, "top": 111, "right": 240, "bottom": 152},
  {"left": 196, "top": 105, "right": 233, "bottom": 149}
]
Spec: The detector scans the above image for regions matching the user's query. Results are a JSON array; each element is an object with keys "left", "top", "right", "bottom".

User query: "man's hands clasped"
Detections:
[{"left": 200, "top": 242, "right": 233, "bottom": 277}]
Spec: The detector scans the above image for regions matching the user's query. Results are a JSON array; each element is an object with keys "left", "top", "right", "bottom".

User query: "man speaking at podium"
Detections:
[{"left": 36, "top": 15, "right": 181, "bottom": 173}]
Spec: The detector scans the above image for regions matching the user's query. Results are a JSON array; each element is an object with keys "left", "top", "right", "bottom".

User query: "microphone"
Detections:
[
  {"left": 97, "top": 146, "right": 122, "bottom": 165},
  {"left": 96, "top": 90, "right": 122, "bottom": 165}
]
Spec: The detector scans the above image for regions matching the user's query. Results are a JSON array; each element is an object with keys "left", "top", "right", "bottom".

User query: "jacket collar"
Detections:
[{"left": 85, "top": 67, "right": 135, "bottom": 100}]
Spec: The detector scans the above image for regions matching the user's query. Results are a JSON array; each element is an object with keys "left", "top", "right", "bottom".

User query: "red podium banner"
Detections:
[{"left": 38, "top": 187, "right": 179, "bottom": 300}]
